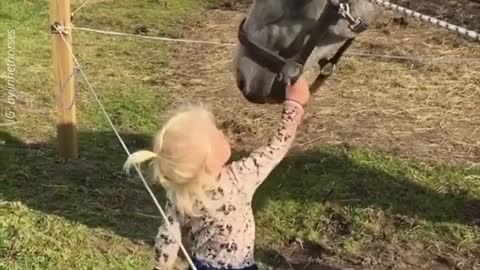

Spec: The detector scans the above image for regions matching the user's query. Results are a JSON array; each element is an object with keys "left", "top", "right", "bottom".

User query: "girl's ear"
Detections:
[
  {"left": 204, "top": 150, "right": 221, "bottom": 177},
  {"left": 205, "top": 127, "right": 231, "bottom": 177},
  {"left": 205, "top": 144, "right": 230, "bottom": 178}
]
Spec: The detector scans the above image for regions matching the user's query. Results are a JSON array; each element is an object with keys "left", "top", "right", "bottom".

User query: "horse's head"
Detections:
[{"left": 234, "top": 0, "right": 380, "bottom": 104}]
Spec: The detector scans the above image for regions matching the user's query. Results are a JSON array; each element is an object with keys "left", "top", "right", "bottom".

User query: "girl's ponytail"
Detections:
[{"left": 123, "top": 150, "right": 158, "bottom": 174}]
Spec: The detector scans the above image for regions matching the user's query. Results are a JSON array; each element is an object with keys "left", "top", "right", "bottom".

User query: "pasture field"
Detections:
[{"left": 1, "top": 0, "right": 479, "bottom": 269}]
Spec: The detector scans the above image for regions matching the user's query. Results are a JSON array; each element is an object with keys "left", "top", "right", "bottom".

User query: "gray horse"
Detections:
[{"left": 234, "top": 0, "right": 383, "bottom": 104}]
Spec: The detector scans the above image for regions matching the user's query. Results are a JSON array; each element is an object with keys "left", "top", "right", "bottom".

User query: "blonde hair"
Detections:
[{"left": 124, "top": 104, "right": 216, "bottom": 216}]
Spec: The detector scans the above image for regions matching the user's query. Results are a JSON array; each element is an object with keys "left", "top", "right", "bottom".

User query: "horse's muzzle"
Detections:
[{"left": 237, "top": 74, "right": 287, "bottom": 105}]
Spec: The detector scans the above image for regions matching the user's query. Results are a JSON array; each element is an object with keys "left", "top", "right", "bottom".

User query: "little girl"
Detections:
[{"left": 124, "top": 77, "right": 310, "bottom": 270}]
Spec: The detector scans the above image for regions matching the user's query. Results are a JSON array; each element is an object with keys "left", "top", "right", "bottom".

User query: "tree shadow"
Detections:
[
  {"left": 1, "top": 130, "right": 478, "bottom": 249},
  {"left": 249, "top": 147, "right": 479, "bottom": 269},
  {"left": 0, "top": 129, "right": 163, "bottom": 244},
  {"left": 253, "top": 147, "right": 479, "bottom": 226}
]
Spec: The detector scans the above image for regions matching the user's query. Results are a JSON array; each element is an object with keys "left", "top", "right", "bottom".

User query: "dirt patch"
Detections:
[
  {"left": 260, "top": 240, "right": 350, "bottom": 270},
  {"left": 259, "top": 233, "right": 467, "bottom": 270},
  {"left": 324, "top": 208, "right": 351, "bottom": 236},
  {"left": 465, "top": 199, "right": 480, "bottom": 226}
]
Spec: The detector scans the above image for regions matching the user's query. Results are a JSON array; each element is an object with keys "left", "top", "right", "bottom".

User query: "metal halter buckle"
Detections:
[
  {"left": 320, "top": 62, "right": 336, "bottom": 76},
  {"left": 349, "top": 17, "right": 368, "bottom": 33},
  {"left": 277, "top": 62, "right": 302, "bottom": 86},
  {"left": 338, "top": 2, "right": 368, "bottom": 33}
]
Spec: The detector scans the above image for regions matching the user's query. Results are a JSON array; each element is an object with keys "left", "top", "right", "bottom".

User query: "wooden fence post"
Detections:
[{"left": 50, "top": 0, "right": 78, "bottom": 159}]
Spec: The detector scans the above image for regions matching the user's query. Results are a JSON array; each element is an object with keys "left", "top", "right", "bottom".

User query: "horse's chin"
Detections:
[
  {"left": 244, "top": 91, "right": 286, "bottom": 105},
  {"left": 264, "top": 98, "right": 283, "bottom": 104},
  {"left": 265, "top": 80, "right": 288, "bottom": 104},
  {"left": 241, "top": 93, "right": 284, "bottom": 105}
]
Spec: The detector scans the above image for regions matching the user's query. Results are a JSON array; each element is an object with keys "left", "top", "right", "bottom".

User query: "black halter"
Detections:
[{"left": 237, "top": 0, "right": 368, "bottom": 87}]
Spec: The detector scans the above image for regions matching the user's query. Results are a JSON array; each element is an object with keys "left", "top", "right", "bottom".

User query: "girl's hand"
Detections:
[{"left": 286, "top": 76, "right": 310, "bottom": 106}]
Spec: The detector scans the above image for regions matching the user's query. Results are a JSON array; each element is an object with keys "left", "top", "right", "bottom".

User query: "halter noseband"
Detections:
[{"left": 237, "top": 0, "right": 368, "bottom": 87}]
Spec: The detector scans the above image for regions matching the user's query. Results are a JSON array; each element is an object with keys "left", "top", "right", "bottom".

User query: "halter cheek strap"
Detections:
[{"left": 237, "top": 19, "right": 303, "bottom": 86}]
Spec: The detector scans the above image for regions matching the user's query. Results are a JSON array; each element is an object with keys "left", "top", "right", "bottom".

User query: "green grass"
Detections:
[
  {"left": 0, "top": 0, "right": 209, "bottom": 269},
  {"left": 1, "top": 0, "right": 479, "bottom": 269},
  {"left": 2, "top": 139, "right": 479, "bottom": 269},
  {"left": 254, "top": 147, "right": 480, "bottom": 267}
]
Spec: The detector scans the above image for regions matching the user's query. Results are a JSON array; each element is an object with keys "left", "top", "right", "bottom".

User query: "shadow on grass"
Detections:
[
  {"left": 253, "top": 147, "right": 480, "bottom": 226},
  {"left": 1, "top": 129, "right": 478, "bottom": 248},
  {"left": 0, "top": 129, "right": 162, "bottom": 244}
]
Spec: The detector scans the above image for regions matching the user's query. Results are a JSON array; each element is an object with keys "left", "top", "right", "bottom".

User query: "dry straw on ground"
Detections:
[{"left": 155, "top": 3, "right": 480, "bottom": 167}]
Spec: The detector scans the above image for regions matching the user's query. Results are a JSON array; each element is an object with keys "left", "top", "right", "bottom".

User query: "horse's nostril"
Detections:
[{"left": 236, "top": 76, "right": 265, "bottom": 103}]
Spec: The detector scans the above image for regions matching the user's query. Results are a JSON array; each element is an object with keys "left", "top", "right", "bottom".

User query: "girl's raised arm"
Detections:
[{"left": 227, "top": 100, "right": 304, "bottom": 195}]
